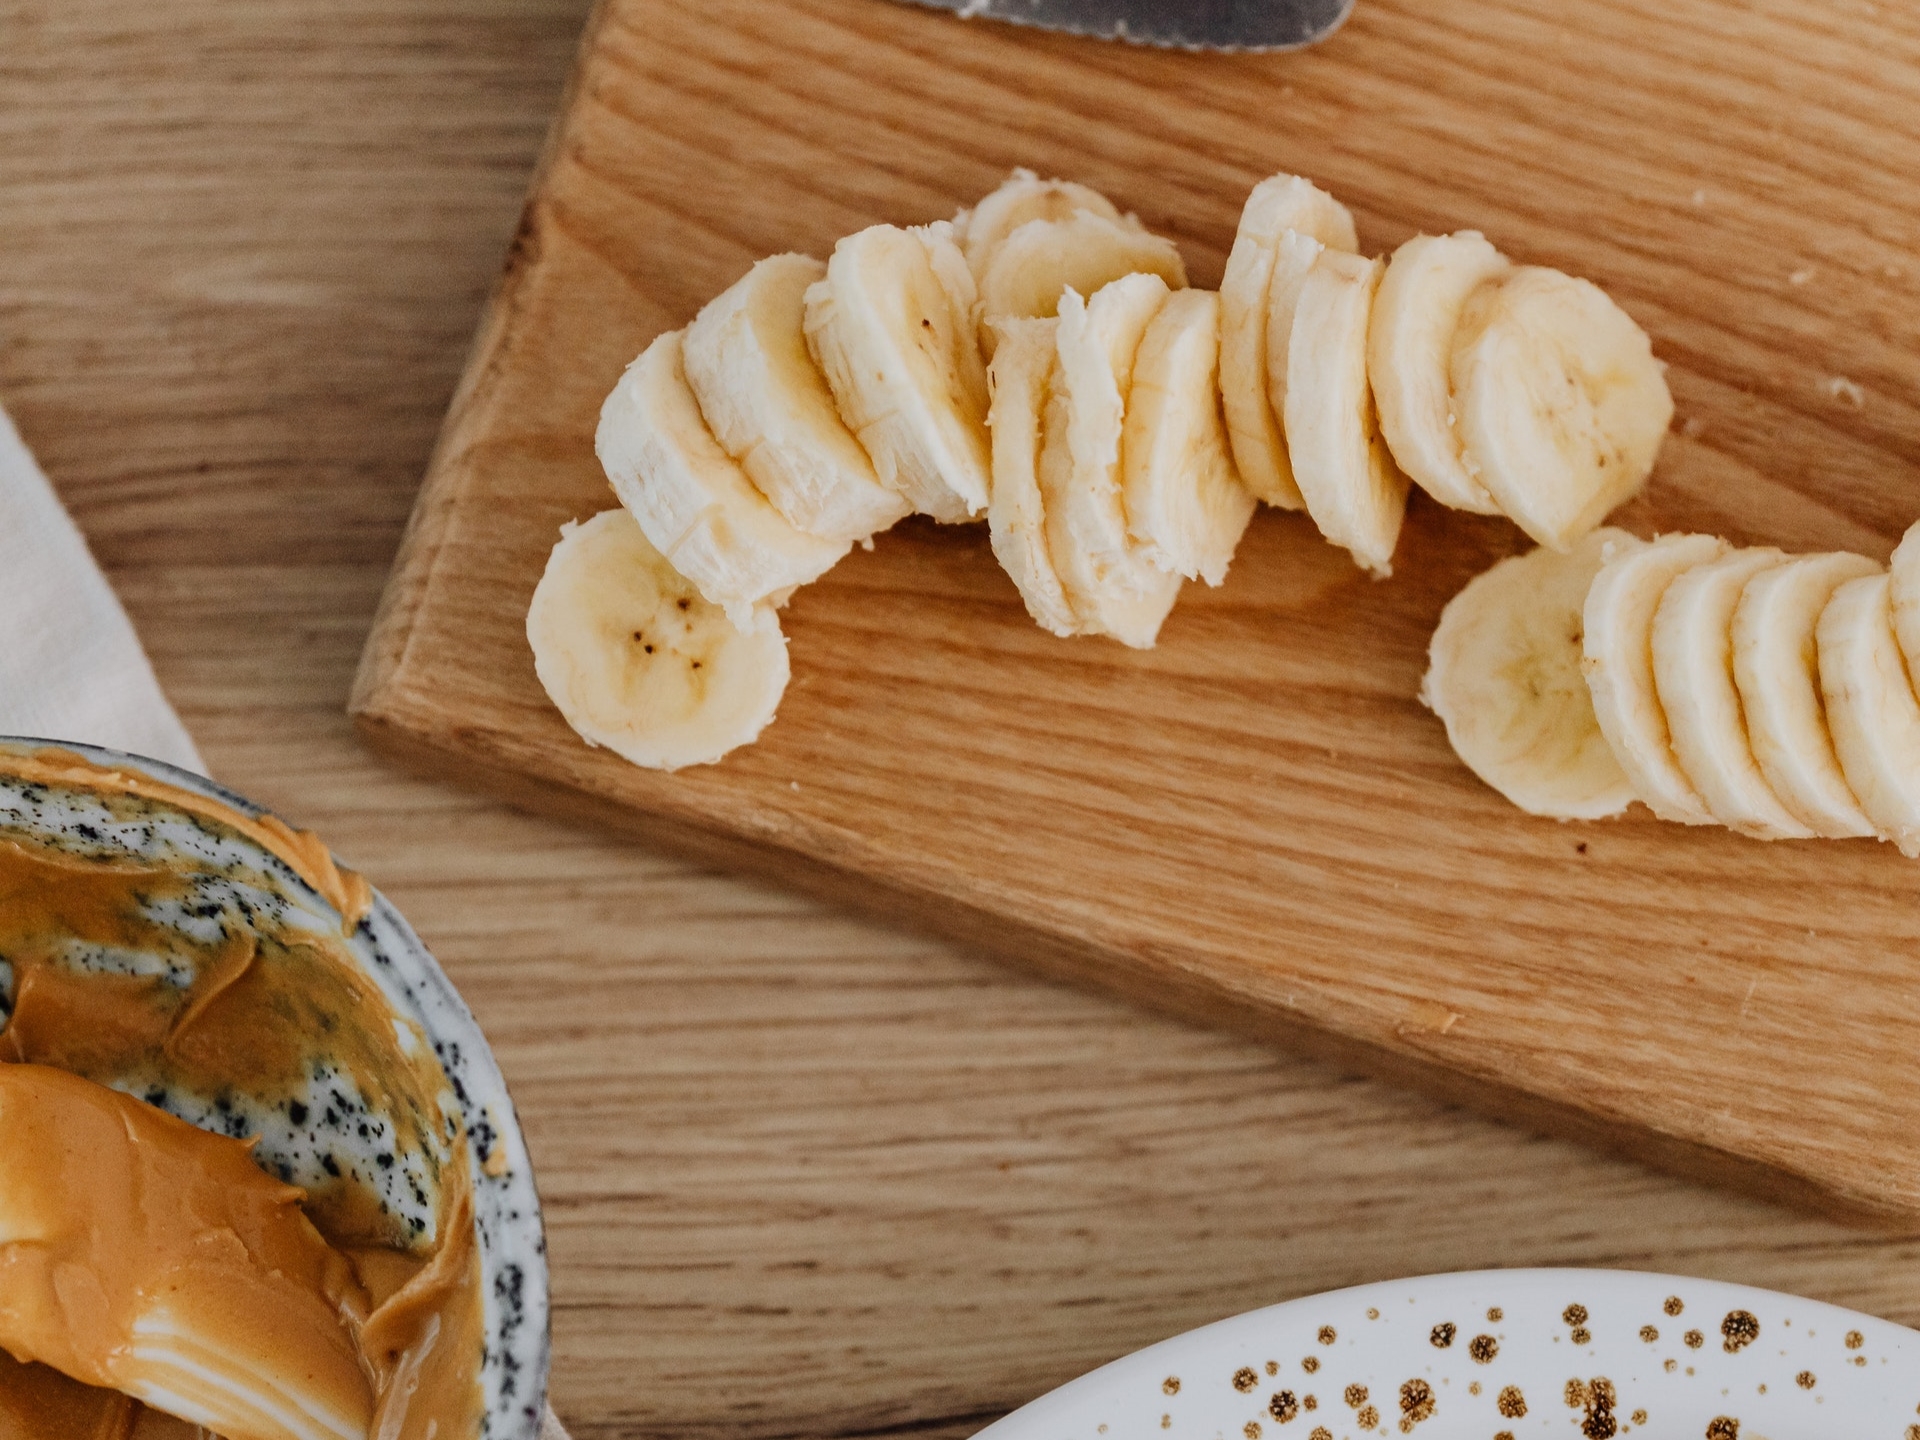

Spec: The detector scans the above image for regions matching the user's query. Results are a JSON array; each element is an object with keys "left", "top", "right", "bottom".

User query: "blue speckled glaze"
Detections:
[{"left": 0, "top": 739, "right": 550, "bottom": 1440}]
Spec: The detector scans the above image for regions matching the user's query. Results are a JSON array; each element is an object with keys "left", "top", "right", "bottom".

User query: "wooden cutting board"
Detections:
[{"left": 353, "top": 0, "right": 1920, "bottom": 1224}]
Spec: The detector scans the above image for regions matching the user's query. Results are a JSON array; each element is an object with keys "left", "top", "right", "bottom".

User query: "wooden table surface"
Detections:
[{"left": 6, "top": 3, "right": 1920, "bottom": 1437}]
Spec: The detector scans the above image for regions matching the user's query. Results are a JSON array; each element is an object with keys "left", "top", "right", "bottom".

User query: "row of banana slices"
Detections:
[
  {"left": 528, "top": 167, "right": 1671, "bottom": 770},
  {"left": 1424, "top": 520, "right": 1920, "bottom": 856}
]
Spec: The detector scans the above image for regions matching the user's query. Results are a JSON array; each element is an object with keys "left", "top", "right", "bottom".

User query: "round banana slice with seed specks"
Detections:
[
  {"left": 527, "top": 509, "right": 790, "bottom": 772},
  {"left": 596, "top": 330, "right": 849, "bottom": 627},
  {"left": 1451, "top": 267, "right": 1673, "bottom": 551},
  {"left": 1423, "top": 528, "right": 1638, "bottom": 819}
]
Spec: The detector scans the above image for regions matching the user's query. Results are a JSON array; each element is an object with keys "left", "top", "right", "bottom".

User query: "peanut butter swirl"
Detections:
[{"left": 0, "top": 747, "right": 485, "bottom": 1440}]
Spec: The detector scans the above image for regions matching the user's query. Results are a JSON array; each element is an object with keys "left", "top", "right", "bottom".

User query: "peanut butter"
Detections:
[
  {"left": 0, "top": 1066, "right": 374, "bottom": 1440},
  {"left": 0, "top": 748, "right": 487, "bottom": 1440}
]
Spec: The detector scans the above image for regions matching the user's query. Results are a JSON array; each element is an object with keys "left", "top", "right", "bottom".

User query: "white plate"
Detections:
[{"left": 974, "top": 1269, "right": 1919, "bottom": 1439}]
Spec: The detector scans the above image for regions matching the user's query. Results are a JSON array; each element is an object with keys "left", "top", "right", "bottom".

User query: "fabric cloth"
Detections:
[{"left": 0, "top": 403, "right": 205, "bottom": 775}]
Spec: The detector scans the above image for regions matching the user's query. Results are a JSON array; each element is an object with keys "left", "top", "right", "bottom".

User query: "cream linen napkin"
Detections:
[{"left": 0, "top": 403, "right": 204, "bottom": 774}]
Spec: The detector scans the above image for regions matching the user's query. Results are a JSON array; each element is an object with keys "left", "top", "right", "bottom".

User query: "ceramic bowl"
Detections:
[
  {"left": 0, "top": 738, "right": 550, "bottom": 1440},
  {"left": 974, "top": 1268, "right": 1919, "bottom": 1439}
]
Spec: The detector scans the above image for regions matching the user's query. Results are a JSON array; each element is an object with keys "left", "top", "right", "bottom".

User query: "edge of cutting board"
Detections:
[{"left": 354, "top": 0, "right": 1920, "bottom": 1230}]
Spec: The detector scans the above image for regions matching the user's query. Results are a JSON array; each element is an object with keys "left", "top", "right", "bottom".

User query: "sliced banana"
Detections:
[
  {"left": 682, "top": 252, "right": 911, "bottom": 545},
  {"left": 1219, "top": 174, "right": 1358, "bottom": 510},
  {"left": 596, "top": 330, "right": 849, "bottom": 625},
  {"left": 1451, "top": 266, "right": 1673, "bottom": 550},
  {"left": 527, "top": 509, "right": 790, "bottom": 772},
  {"left": 986, "top": 316, "right": 1081, "bottom": 637},
  {"left": 1282, "top": 249, "right": 1410, "bottom": 576},
  {"left": 1652, "top": 547, "right": 1815, "bottom": 839},
  {"left": 1422, "top": 528, "right": 1637, "bottom": 819},
  {"left": 956, "top": 168, "right": 1123, "bottom": 276},
  {"left": 1581, "top": 531, "right": 1725, "bottom": 824},
  {"left": 1120, "top": 289, "right": 1255, "bottom": 586},
  {"left": 1733, "top": 551, "right": 1881, "bottom": 838},
  {"left": 802, "top": 221, "right": 992, "bottom": 522},
  {"left": 1041, "top": 275, "right": 1183, "bottom": 648},
  {"left": 975, "top": 210, "right": 1186, "bottom": 356},
  {"left": 1369, "top": 232, "right": 1510, "bottom": 515},
  {"left": 1818, "top": 572, "right": 1920, "bottom": 857},
  {"left": 1887, "top": 518, "right": 1920, "bottom": 675},
  {"left": 1263, "top": 228, "right": 1328, "bottom": 463}
]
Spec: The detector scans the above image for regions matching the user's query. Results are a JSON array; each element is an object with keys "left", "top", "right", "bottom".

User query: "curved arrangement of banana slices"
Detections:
[
  {"left": 526, "top": 510, "right": 790, "bottom": 772},
  {"left": 538, "top": 163, "right": 1678, "bottom": 772},
  {"left": 1428, "top": 518, "right": 1920, "bottom": 857}
]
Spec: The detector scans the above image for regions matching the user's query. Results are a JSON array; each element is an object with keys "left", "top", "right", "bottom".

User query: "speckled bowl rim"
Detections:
[
  {"left": 0, "top": 738, "right": 551, "bottom": 1440},
  {"left": 974, "top": 1267, "right": 1920, "bottom": 1438}
]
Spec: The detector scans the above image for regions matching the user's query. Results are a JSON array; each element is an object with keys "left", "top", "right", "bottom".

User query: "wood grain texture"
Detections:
[
  {"left": 9, "top": 3, "right": 1920, "bottom": 1439},
  {"left": 355, "top": 0, "right": 1920, "bottom": 1227}
]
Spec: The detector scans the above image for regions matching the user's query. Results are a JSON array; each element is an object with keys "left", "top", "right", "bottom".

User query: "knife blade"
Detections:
[{"left": 891, "top": 0, "right": 1354, "bottom": 52}]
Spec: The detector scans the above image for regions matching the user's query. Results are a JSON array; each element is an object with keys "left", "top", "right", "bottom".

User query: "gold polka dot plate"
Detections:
[{"left": 972, "top": 1269, "right": 1917, "bottom": 1439}]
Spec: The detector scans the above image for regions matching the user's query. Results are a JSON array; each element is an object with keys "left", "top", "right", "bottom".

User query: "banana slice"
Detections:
[
  {"left": 1263, "top": 228, "right": 1327, "bottom": 464},
  {"left": 527, "top": 509, "right": 790, "bottom": 771},
  {"left": 986, "top": 316, "right": 1081, "bottom": 636},
  {"left": 1121, "top": 289, "right": 1255, "bottom": 586},
  {"left": 975, "top": 210, "right": 1186, "bottom": 356},
  {"left": 1422, "top": 528, "right": 1637, "bottom": 819},
  {"left": 1733, "top": 551, "right": 1881, "bottom": 838},
  {"left": 802, "top": 221, "right": 992, "bottom": 522},
  {"left": 1818, "top": 572, "right": 1920, "bottom": 857},
  {"left": 682, "top": 253, "right": 911, "bottom": 545},
  {"left": 1369, "top": 232, "right": 1510, "bottom": 515},
  {"left": 1282, "top": 249, "right": 1410, "bottom": 576},
  {"left": 597, "top": 330, "right": 849, "bottom": 624},
  {"left": 1581, "top": 531, "right": 1725, "bottom": 824},
  {"left": 1450, "top": 266, "right": 1673, "bottom": 550},
  {"left": 1041, "top": 275, "right": 1183, "bottom": 648},
  {"left": 956, "top": 168, "right": 1124, "bottom": 276},
  {"left": 1219, "top": 174, "right": 1358, "bottom": 510},
  {"left": 1887, "top": 518, "right": 1920, "bottom": 673},
  {"left": 1652, "top": 547, "right": 1815, "bottom": 839}
]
